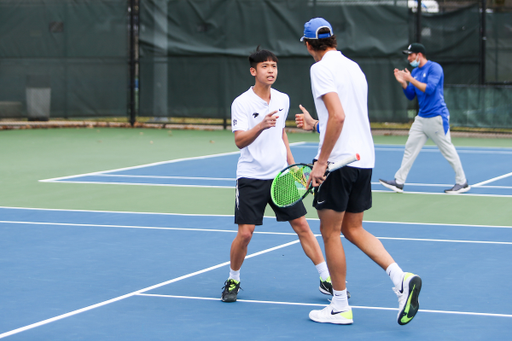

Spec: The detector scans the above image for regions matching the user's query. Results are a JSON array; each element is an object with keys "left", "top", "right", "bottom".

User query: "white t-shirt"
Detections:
[
  {"left": 310, "top": 50, "right": 375, "bottom": 169},
  {"left": 231, "top": 87, "right": 289, "bottom": 179}
]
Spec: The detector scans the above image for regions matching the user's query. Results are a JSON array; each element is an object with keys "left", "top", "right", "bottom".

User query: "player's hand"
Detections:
[
  {"left": 295, "top": 104, "right": 316, "bottom": 131},
  {"left": 402, "top": 68, "right": 413, "bottom": 81},
  {"left": 306, "top": 161, "right": 328, "bottom": 188},
  {"left": 394, "top": 68, "right": 408, "bottom": 88},
  {"left": 260, "top": 111, "right": 279, "bottom": 130}
]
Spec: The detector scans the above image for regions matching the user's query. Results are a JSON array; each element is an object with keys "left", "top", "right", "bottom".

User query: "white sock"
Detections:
[
  {"left": 315, "top": 261, "right": 330, "bottom": 281},
  {"left": 229, "top": 268, "right": 240, "bottom": 282},
  {"left": 331, "top": 289, "right": 350, "bottom": 311},
  {"left": 386, "top": 263, "right": 405, "bottom": 289}
]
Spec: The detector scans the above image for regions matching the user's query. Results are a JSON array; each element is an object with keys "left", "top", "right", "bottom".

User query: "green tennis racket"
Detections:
[{"left": 271, "top": 154, "right": 360, "bottom": 208}]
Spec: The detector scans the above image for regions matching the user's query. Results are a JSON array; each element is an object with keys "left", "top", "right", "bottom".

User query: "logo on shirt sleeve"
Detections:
[{"left": 252, "top": 113, "right": 259, "bottom": 118}]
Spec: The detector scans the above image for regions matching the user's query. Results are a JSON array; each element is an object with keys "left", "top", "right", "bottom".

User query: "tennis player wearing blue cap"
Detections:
[
  {"left": 221, "top": 47, "right": 335, "bottom": 304},
  {"left": 296, "top": 17, "right": 422, "bottom": 326}
]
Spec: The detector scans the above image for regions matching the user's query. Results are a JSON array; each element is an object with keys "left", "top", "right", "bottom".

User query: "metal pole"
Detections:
[
  {"left": 480, "top": 0, "right": 486, "bottom": 84},
  {"left": 416, "top": 0, "right": 422, "bottom": 43},
  {"left": 415, "top": 0, "right": 422, "bottom": 117},
  {"left": 129, "top": 0, "right": 139, "bottom": 126}
]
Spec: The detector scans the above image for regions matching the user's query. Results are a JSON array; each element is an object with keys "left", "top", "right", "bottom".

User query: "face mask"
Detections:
[{"left": 410, "top": 58, "right": 420, "bottom": 68}]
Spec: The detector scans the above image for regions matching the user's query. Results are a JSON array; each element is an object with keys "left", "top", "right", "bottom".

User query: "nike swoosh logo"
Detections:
[
  {"left": 400, "top": 285, "right": 416, "bottom": 324},
  {"left": 330, "top": 309, "right": 353, "bottom": 319},
  {"left": 317, "top": 200, "right": 325, "bottom": 205},
  {"left": 279, "top": 108, "right": 284, "bottom": 111}
]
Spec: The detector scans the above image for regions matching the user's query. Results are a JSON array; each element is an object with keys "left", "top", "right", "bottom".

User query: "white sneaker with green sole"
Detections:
[
  {"left": 309, "top": 304, "right": 353, "bottom": 325},
  {"left": 394, "top": 272, "right": 422, "bottom": 325}
]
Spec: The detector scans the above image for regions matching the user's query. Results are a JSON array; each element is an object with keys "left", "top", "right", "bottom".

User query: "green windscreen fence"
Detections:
[
  {"left": 446, "top": 85, "right": 512, "bottom": 128},
  {"left": 138, "top": 0, "right": 512, "bottom": 127},
  {"left": 0, "top": 0, "right": 511, "bottom": 128},
  {"left": 139, "top": 0, "right": 412, "bottom": 123},
  {"left": 486, "top": 11, "right": 512, "bottom": 84},
  {"left": 0, "top": 0, "right": 128, "bottom": 120}
]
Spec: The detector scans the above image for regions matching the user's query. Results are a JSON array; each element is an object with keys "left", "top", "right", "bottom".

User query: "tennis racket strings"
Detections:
[
  {"left": 271, "top": 154, "right": 360, "bottom": 208},
  {"left": 271, "top": 164, "right": 312, "bottom": 207}
]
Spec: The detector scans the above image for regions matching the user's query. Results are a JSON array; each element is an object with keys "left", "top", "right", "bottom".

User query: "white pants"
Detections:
[{"left": 394, "top": 115, "right": 467, "bottom": 185}]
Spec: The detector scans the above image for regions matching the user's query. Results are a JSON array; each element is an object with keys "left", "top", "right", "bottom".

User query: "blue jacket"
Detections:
[{"left": 403, "top": 61, "right": 450, "bottom": 134}]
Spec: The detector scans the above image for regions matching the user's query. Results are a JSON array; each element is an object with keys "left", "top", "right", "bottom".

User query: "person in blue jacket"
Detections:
[{"left": 379, "top": 43, "right": 470, "bottom": 194}]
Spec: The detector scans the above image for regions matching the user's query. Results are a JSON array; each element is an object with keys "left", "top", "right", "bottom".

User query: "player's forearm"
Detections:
[{"left": 234, "top": 126, "right": 264, "bottom": 149}]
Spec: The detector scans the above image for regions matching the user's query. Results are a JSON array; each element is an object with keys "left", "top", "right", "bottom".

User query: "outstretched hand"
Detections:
[
  {"left": 260, "top": 111, "right": 279, "bottom": 130},
  {"left": 295, "top": 104, "right": 316, "bottom": 131}
]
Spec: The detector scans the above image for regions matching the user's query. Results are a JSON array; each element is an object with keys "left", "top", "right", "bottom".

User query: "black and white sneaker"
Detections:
[
  {"left": 444, "top": 182, "right": 470, "bottom": 194},
  {"left": 319, "top": 277, "right": 350, "bottom": 299},
  {"left": 319, "top": 277, "right": 333, "bottom": 295},
  {"left": 379, "top": 179, "right": 404, "bottom": 193},
  {"left": 221, "top": 279, "right": 241, "bottom": 302}
]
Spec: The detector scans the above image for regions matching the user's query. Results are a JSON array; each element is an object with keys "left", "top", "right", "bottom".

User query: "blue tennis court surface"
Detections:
[
  {"left": 41, "top": 143, "right": 512, "bottom": 196},
  {"left": 1, "top": 207, "right": 511, "bottom": 340}
]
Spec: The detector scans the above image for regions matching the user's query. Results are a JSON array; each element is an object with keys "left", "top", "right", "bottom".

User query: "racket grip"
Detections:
[{"left": 328, "top": 153, "right": 360, "bottom": 172}]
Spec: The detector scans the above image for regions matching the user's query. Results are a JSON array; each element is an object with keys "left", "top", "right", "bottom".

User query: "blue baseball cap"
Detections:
[{"left": 300, "top": 18, "right": 333, "bottom": 42}]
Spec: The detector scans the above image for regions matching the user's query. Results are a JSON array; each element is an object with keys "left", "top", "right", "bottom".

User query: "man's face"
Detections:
[
  {"left": 407, "top": 52, "right": 419, "bottom": 63},
  {"left": 251, "top": 60, "right": 278, "bottom": 85}
]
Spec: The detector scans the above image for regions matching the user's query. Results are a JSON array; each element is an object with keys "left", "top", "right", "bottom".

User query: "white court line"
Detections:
[
  {"left": 472, "top": 185, "right": 512, "bottom": 189},
  {"left": 373, "top": 182, "right": 455, "bottom": 188},
  {"left": 0, "top": 220, "right": 297, "bottom": 236},
  {"left": 38, "top": 142, "right": 512, "bottom": 197},
  {"left": 375, "top": 236, "right": 512, "bottom": 245},
  {"left": 0, "top": 239, "right": 301, "bottom": 339},
  {"left": 372, "top": 189, "right": 512, "bottom": 198},
  {"left": 0, "top": 205, "right": 231, "bottom": 218},
  {"left": 2, "top": 205, "right": 512, "bottom": 229},
  {"left": 137, "top": 294, "right": 512, "bottom": 319},
  {"left": 374, "top": 145, "right": 512, "bottom": 155},
  {"left": 52, "top": 175, "right": 512, "bottom": 189},
  {"left": 91, "top": 174, "right": 236, "bottom": 181},
  {"left": 376, "top": 148, "right": 512, "bottom": 155},
  {"left": 39, "top": 141, "right": 306, "bottom": 183},
  {"left": 38, "top": 180, "right": 512, "bottom": 194},
  {"left": 372, "top": 181, "right": 512, "bottom": 189},
  {"left": 2, "top": 220, "right": 512, "bottom": 245},
  {"left": 473, "top": 171, "right": 512, "bottom": 187},
  {"left": 38, "top": 180, "right": 235, "bottom": 189},
  {"left": 39, "top": 150, "right": 241, "bottom": 183},
  {"left": 45, "top": 176, "right": 512, "bottom": 189},
  {"left": 364, "top": 220, "right": 512, "bottom": 230}
]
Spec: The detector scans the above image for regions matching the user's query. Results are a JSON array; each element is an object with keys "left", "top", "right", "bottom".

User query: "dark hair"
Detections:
[
  {"left": 303, "top": 28, "right": 337, "bottom": 51},
  {"left": 249, "top": 46, "right": 278, "bottom": 69}
]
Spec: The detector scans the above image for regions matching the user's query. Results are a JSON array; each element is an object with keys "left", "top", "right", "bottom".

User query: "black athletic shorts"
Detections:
[
  {"left": 313, "top": 166, "right": 372, "bottom": 213},
  {"left": 235, "top": 178, "right": 307, "bottom": 225}
]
